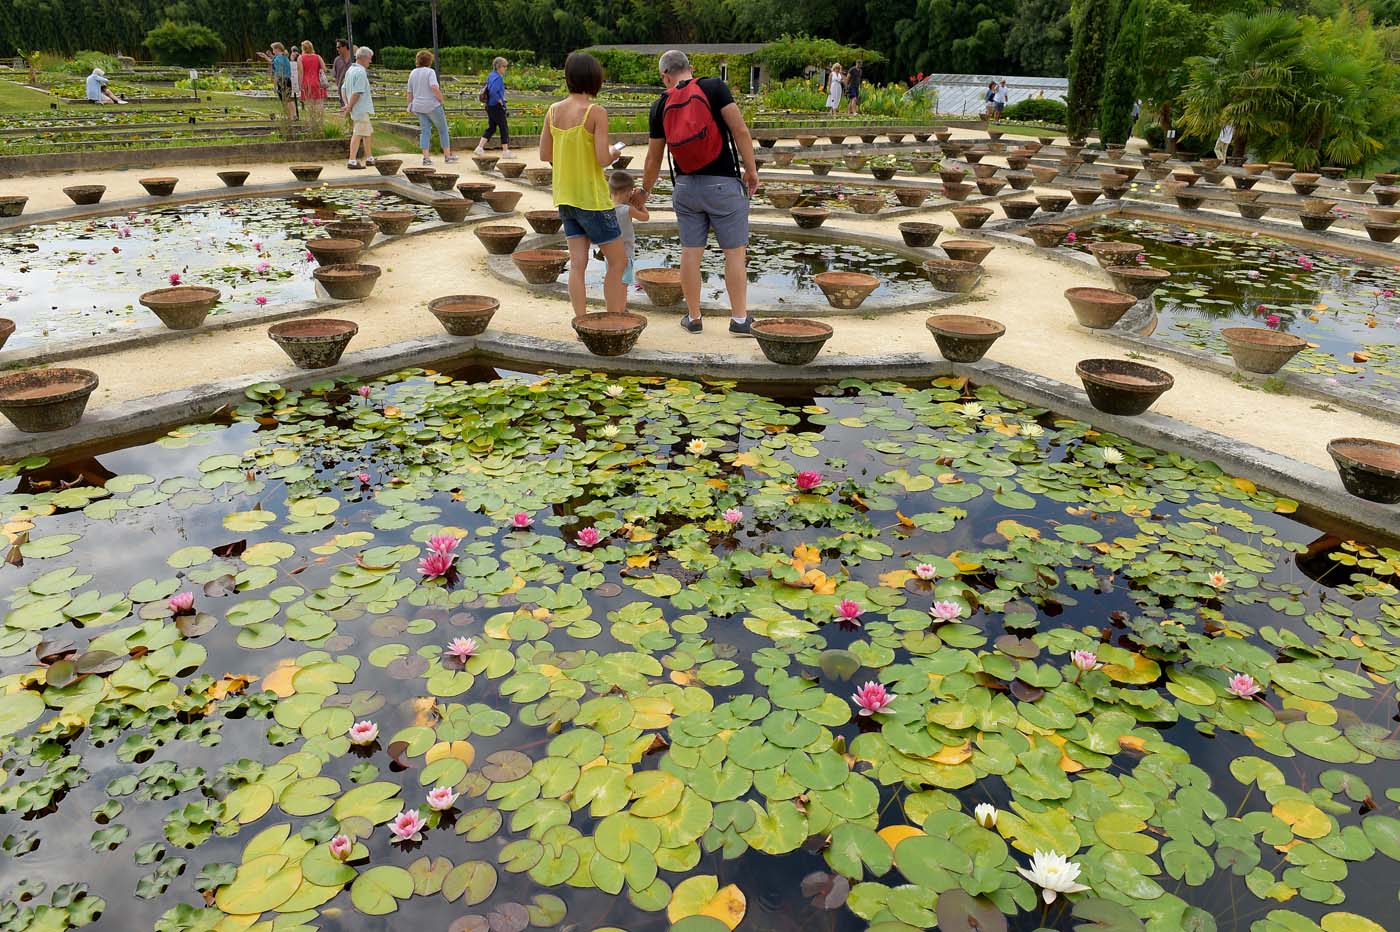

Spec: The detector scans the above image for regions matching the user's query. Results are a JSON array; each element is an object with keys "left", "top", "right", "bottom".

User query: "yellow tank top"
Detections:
[{"left": 550, "top": 103, "right": 612, "bottom": 211}]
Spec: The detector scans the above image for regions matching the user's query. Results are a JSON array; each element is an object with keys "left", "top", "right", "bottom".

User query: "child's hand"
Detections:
[{"left": 629, "top": 189, "right": 646, "bottom": 208}]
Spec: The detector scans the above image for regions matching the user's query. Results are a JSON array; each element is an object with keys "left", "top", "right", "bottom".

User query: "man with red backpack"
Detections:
[{"left": 642, "top": 49, "right": 760, "bottom": 335}]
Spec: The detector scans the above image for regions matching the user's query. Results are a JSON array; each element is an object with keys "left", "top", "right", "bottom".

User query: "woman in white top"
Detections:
[
  {"left": 825, "top": 64, "right": 844, "bottom": 114},
  {"left": 288, "top": 48, "right": 302, "bottom": 119},
  {"left": 406, "top": 49, "right": 455, "bottom": 165}
]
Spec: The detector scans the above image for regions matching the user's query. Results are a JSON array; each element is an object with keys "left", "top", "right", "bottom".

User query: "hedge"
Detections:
[
  {"left": 1002, "top": 97, "right": 1068, "bottom": 124},
  {"left": 378, "top": 45, "right": 535, "bottom": 73}
]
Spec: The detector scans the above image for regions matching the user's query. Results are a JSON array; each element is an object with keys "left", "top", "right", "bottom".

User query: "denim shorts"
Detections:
[
  {"left": 558, "top": 204, "right": 621, "bottom": 246},
  {"left": 673, "top": 175, "right": 749, "bottom": 249}
]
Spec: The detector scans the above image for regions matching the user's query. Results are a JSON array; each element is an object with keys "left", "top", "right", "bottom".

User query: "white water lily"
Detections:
[
  {"left": 599, "top": 425, "right": 619, "bottom": 439},
  {"left": 960, "top": 402, "right": 985, "bottom": 418},
  {"left": 1101, "top": 447, "right": 1124, "bottom": 464},
  {"left": 687, "top": 439, "right": 708, "bottom": 455},
  {"left": 974, "top": 803, "right": 998, "bottom": 829},
  {"left": 604, "top": 384, "right": 625, "bottom": 398},
  {"left": 1018, "top": 850, "right": 1091, "bottom": 903},
  {"left": 1021, "top": 423, "right": 1044, "bottom": 438}
]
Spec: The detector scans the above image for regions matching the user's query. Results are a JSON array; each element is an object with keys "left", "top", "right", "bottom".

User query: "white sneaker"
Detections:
[
  {"left": 422, "top": 157, "right": 432, "bottom": 166},
  {"left": 473, "top": 145, "right": 485, "bottom": 156}
]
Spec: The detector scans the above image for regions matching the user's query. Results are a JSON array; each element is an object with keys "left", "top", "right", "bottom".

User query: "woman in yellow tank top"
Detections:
[{"left": 539, "top": 52, "right": 628, "bottom": 319}]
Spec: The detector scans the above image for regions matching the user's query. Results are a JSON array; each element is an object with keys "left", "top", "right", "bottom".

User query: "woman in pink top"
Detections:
[{"left": 299, "top": 40, "right": 327, "bottom": 127}]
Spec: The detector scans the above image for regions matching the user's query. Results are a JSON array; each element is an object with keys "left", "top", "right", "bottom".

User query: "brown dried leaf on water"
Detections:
[
  {"left": 212, "top": 540, "right": 246, "bottom": 558},
  {"left": 800, "top": 871, "right": 850, "bottom": 909},
  {"left": 488, "top": 902, "right": 528, "bottom": 932},
  {"left": 1010, "top": 680, "right": 1045, "bottom": 703},
  {"left": 35, "top": 639, "right": 78, "bottom": 663},
  {"left": 177, "top": 613, "right": 218, "bottom": 637},
  {"left": 203, "top": 575, "right": 237, "bottom": 597},
  {"left": 387, "top": 741, "right": 415, "bottom": 770},
  {"left": 449, "top": 918, "right": 488, "bottom": 932}
]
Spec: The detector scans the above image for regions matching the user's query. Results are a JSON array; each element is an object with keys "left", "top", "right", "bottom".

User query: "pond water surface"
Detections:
[
  {"left": 0, "top": 189, "right": 434, "bottom": 349},
  {"left": 0, "top": 371, "right": 1397, "bottom": 932},
  {"left": 1064, "top": 218, "right": 1400, "bottom": 403}
]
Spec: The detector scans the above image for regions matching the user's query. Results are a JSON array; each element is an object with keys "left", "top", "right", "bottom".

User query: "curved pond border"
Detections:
[
  {"left": 0, "top": 325, "right": 1393, "bottom": 538},
  {"left": 485, "top": 220, "right": 977, "bottom": 317},
  {"left": 984, "top": 200, "right": 1400, "bottom": 427},
  {"left": 0, "top": 177, "right": 513, "bottom": 370}
]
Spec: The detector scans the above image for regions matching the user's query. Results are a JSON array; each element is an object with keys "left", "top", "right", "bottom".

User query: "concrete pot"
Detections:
[
  {"left": 1328, "top": 438, "right": 1400, "bottom": 503},
  {"left": 305, "top": 237, "right": 364, "bottom": 266},
  {"left": 847, "top": 194, "right": 884, "bottom": 215},
  {"left": 1237, "top": 204, "right": 1270, "bottom": 220},
  {"left": 0, "top": 368, "right": 98, "bottom": 432},
  {"left": 1070, "top": 187, "right": 1101, "bottom": 206},
  {"left": 484, "top": 191, "right": 523, "bottom": 212},
  {"left": 1063, "top": 286, "right": 1137, "bottom": 329},
  {"left": 942, "top": 240, "right": 994, "bottom": 265},
  {"left": 828, "top": 134, "right": 847, "bottom": 145},
  {"left": 809, "top": 161, "right": 834, "bottom": 176},
  {"left": 772, "top": 151, "right": 796, "bottom": 167},
  {"left": 925, "top": 314, "right": 1004, "bottom": 362},
  {"left": 1346, "top": 179, "right": 1375, "bottom": 196},
  {"left": 474, "top": 224, "right": 527, "bottom": 254},
  {"left": 1220, "top": 326, "right": 1307, "bottom": 374},
  {"left": 512, "top": 249, "right": 569, "bottom": 284},
  {"left": 636, "top": 268, "right": 684, "bottom": 307},
  {"left": 1005, "top": 171, "right": 1033, "bottom": 190},
  {"left": 1035, "top": 194, "right": 1072, "bottom": 213},
  {"left": 791, "top": 207, "right": 829, "bottom": 229},
  {"left": 312, "top": 263, "right": 382, "bottom": 299},
  {"left": 951, "top": 206, "right": 992, "bottom": 229},
  {"left": 813, "top": 271, "right": 880, "bottom": 309},
  {"left": 767, "top": 188, "right": 801, "bottom": 210},
  {"left": 62, "top": 185, "right": 105, "bottom": 205},
  {"left": 574, "top": 312, "right": 647, "bottom": 357},
  {"left": 1107, "top": 265, "right": 1171, "bottom": 299},
  {"left": 976, "top": 179, "right": 1007, "bottom": 196},
  {"left": 0, "top": 195, "right": 28, "bottom": 217},
  {"left": 899, "top": 221, "right": 943, "bottom": 248},
  {"left": 427, "top": 294, "right": 498, "bottom": 336},
  {"left": 844, "top": 155, "right": 868, "bottom": 171},
  {"left": 457, "top": 182, "right": 496, "bottom": 201},
  {"left": 426, "top": 172, "right": 460, "bottom": 191},
  {"left": 942, "top": 182, "right": 975, "bottom": 201},
  {"left": 972, "top": 163, "right": 998, "bottom": 179},
  {"left": 326, "top": 220, "right": 378, "bottom": 247},
  {"left": 374, "top": 159, "right": 402, "bottom": 176},
  {"left": 138, "top": 285, "right": 220, "bottom": 329},
  {"left": 796, "top": 135, "right": 818, "bottom": 147},
  {"left": 498, "top": 161, "right": 526, "bottom": 178},
  {"left": 525, "top": 210, "right": 563, "bottom": 235},
  {"left": 1076, "top": 358, "right": 1173, "bottom": 415},
  {"left": 139, "top": 176, "right": 178, "bottom": 196},
  {"left": 1374, "top": 187, "right": 1400, "bottom": 207},
  {"left": 923, "top": 257, "right": 982, "bottom": 293},
  {"left": 525, "top": 167, "right": 553, "bottom": 186},
  {"left": 1365, "top": 222, "right": 1400, "bottom": 243},
  {"left": 369, "top": 210, "right": 415, "bottom": 235},
  {"left": 0, "top": 318, "right": 12, "bottom": 349},
  {"left": 1086, "top": 242, "right": 1140, "bottom": 267},
  {"left": 403, "top": 166, "right": 435, "bottom": 185},
  {"left": 871, "top": 165, "right": 899, "bottom": 182},
  {"left": 938, "top": 168, "right": 968, "bottom": 184},
  {"left": 751, "top": 318, "right": 833, "bottom": 365},
  {"left": 1024, "top": 223, "right": 1071, "bottom": 248},
  {"left": 268, "top": 318, "right": 357, "bottom": 368},
  {"left": 1299, "top": 213, "right": 1336, "bottom": 232},
  {"left": 893, "top": 187, "right": 930, "bottom": 207},
  {"left": 290, "top": 164, "right": 323, "bottom": 181},
  {"left": 217, "top": 170, "right": 249, "bottom": 187},
  {"left": 472, "top": 155, "right": 499, "bottom": 172},
  {"left": 911, "top": 159, "right": 937, "bottom": 175},
  {"left": 1232, "top": 175, "right": 1260, "bottom": 190}
]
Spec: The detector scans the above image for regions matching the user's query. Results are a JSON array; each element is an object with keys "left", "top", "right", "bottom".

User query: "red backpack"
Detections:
[{"left": 662, "top": 81, "right": 724, "bottom": 172}]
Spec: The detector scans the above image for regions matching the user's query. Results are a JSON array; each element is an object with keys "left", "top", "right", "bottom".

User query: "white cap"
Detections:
[{"left": 93, "top": 67, "right": 105, "bottom": 77}]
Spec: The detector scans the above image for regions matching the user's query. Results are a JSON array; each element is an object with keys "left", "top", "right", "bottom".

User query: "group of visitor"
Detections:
[
  {"left": 263, "top": 40, "right": 338, "bottom": 124},
  {"left": 543, "top": 49, "right": 759, "bottom": 336},
  {"left": 821, "top": 61, "right": 864, "bottom": 115},
  {"left": 985, "top": 79, "right": 1009, "bottom": 118}
]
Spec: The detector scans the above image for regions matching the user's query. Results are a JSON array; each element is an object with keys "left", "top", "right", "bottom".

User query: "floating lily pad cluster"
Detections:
[
  {"left": 0, "top": 188, "right": 431, "bottom": 348},
  {"left": 0, "top": 372, "right": 1398, "bottom": 932},
  {"left": 1066, "top": 218, "right": 1400, "bottom": 404},
  {"left": 585, "top": 234, "right": 927, "bottom": 306}
]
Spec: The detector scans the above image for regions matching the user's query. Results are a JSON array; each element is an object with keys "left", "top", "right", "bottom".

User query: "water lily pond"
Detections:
[
  {"left": 586, "top": 233, "right": 929, "bottom": 306},
  {"left": 0, "top": 188, "right": 434, "bottom": 349},
  {"left": 2, "top": 370, "right": 1399, "bottom": 932},
  {"left": 1064, "top": 218, "right": 1400, "bottom": 403}
]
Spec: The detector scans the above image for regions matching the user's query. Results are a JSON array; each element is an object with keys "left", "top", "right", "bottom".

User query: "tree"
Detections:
[
  {"left": 1138, "top": 0, "right": 1210, "bottom": 139},
  {"left": 1098, "top": 0, "right": 1144, "bottom": 143},
  {"left": 892, "top": 0, "right": 1011, "bottom": 78},
  {"left": 143, "top": 20, "right": 223, "bottom": 66},
  {"left": 1065, "top": 0, "right": 1120, "bottom": 139},
  {"left": 1003, "top": 0, "right": 1073, "bottom": 76}
]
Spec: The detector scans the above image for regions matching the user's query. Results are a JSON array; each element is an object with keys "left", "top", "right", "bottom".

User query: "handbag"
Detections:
[{"left": 478, "top": 86, "right": 489, "bottom": 104}]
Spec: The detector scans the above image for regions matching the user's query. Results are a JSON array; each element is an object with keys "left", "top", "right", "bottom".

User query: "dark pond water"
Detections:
[
  {"left": 1064, "top": 218, "right": 1400, "bottom": 403},
  {"left": 0, "top": 370, "right": 1397, "bottom": 932},
  {"left": 584, "top": 232, "right": 930, "bottom": 307},
  {"left": 0, "top": 189, "right": 433, "bottom": 348}
]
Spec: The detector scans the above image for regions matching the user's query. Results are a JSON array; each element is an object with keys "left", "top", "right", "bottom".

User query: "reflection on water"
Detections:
[
  {"left": 1065, "top": 218, "right": 1400, "bottom": 403},
  {"left": 0, "top": 371, "right": 1397, "bottom": 931},
  {"left": 0, "top": 189, "right": 433, "bottom": 348}
]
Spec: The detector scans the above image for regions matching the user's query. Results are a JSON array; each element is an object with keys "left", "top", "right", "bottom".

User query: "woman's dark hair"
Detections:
[{"left": 564, "top": 52, "right": 604, "bottom": 96}]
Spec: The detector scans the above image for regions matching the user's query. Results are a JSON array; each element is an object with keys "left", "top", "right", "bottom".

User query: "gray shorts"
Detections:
[{"left": 673, "top": 174, "right": 749, "bottom": 250}]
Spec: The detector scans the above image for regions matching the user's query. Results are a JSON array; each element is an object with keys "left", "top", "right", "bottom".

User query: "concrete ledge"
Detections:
[
  {"left": 0, "top": 138, "right": 352, "bottom": 179},
  {"left": 0, "top": 330, "right": 1393, "bottom": 538}
]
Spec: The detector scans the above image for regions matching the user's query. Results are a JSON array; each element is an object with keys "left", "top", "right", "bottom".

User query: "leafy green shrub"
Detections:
[
  {"left": 754, "top": 35, "right": 884, "bottom": 80},
  {"left": 1001, "top": 97, "right": 1068, "bottom": 124},
  {"left": 143, "top": 21, "right": 223, "bottom": 68},
  {"left": 760, "top": 78, "right": 825, "bottom": 111},
  {"left": 43, "top": 51, "right": 119, "bottom": 75},
  {"left": 378, "top": 45, "right": 535, "bottom": 73}
]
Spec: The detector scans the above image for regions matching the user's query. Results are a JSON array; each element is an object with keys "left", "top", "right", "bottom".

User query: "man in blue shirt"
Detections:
[
  {"left": 475, "top": 57, "right": 511, "bottom": 156},
  {"left": 85, "top": 68, "right": 124, "bottom": 105},
  {"left": 340, "top": 47, "right": 376, "bottom": 169}
]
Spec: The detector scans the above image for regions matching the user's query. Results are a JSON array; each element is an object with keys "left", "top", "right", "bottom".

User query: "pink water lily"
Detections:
[
  {"left": 1071, "top": 650, "right": 1099, "bottom": 671},
  {"left": 929, "top": 601, "right": 962, "bottom": 622},
  {"left": 305, "top": 250, "right": 315, "bottom": 262},
  {"left": 389, "top": 809, "right": 427, "bottom": 843},
  {"left": 426, "top": 786, "right": 458, "bottom": 811},
  {"left": 168, "top": 273, "right": 181, "bottom": 285},
  {"left": 1065, "top": 231, "right": 1077, "bottom": 243},
  {"left": 255, "top": 260, "right": 271, "bottom": 274},
  {"left": 914, "top": 563, "right": 937, "bottom": 580},
  {"left": 357, "top": 386, "right": 372, "bottom": 399},
  {"left": 427, "top": 534, "right": 460, "bottom": 556},
  {"left": 120, "top": 226, "right": 132, "bottom": 238},
  {"left": 1227, "top": 673, "right": 1263, "bottom": 699},
  {"left": 1208, "top": 572, "right": 1229, "bottom": 589},
  {"left": 796, "top": 470, "right": 823, "bottom": 492},
  {"left": 511, "top": 512, "right": 533, "bottom": 529},
  {"left": 1247, "top": 270, "right": 1259, "bottom": 280},
  {"left": 348, "top": 720, "right": 378, "bottom": 745},
  {"left": 1265, "top": 314, "right": 1280, "bottom": 328},
  {"left": 357, "top": 472, "right": 370, "bottom": 484},
  {"left": 575, "top": 527, "right": 602, "bottom": 548},
  {"left": 418, "top": 551, "right": 455, "bottom": 579},
  {"left": 852, "top": 681, "right": 895, "bottom": 715},
  {"left": 722, "top": 508, "right": 743, "bottom": 525},
  {"left": 445, "top": 637, "right": 477, "bottom": 663},
  {"left": 167, "top": 592, "right": 195, "bottom": 615},
  {"left": 836, "top": 599, "right": 863, "bottom": 623},
  {"left": 329, "top": 834, "right": 353, "bottom": 861},
  {"left": 255, "top": 296, "right": 268, "bottom": 306}
]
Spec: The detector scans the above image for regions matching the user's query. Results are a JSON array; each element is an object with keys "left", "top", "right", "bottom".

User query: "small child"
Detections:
[{"left": 608, "top": 170, "right": 649, "bottom": 286}]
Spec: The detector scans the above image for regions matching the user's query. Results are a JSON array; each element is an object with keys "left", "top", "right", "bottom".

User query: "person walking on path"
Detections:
[
  {"left": 1215, "top": 122, "right": 1235, "bottom": 161},
  {"left": 407, "top": 50, "right": 456, "bottom": 165},
  {"left": 476, "top": 57, "right": 511, "bottom": 156},
  {"left": 333, "top": 39, "right": 353, "bottom": 107},
  {"left": 993, "top": 79, "right": 1009, "bottom": 117},
  {"left": 539, "top": 52, "right": 629, "bottom": 319},
  {"left": 641, "top": 49, "right": 759, "bottom": 335},
  {"left": 85, "top": 67, "right": 124, "bottom": 104},
  {"left": 846, "top": 60, "right": 863, "bottom": 115},
  {"left": 299, "top": 40, "right": 328, "bottom": 129},
  {"left": 341, "top": 47, "right": 377, "bottom": 169},
  {"left": 289, "top": 48, "right": 303, "bottom": 120},
  {"left": 825, "top": 64, "right": 844, "bottom": 115},
  {"left": 268, "top": 44, "right": 294, "bottom": 120}
]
